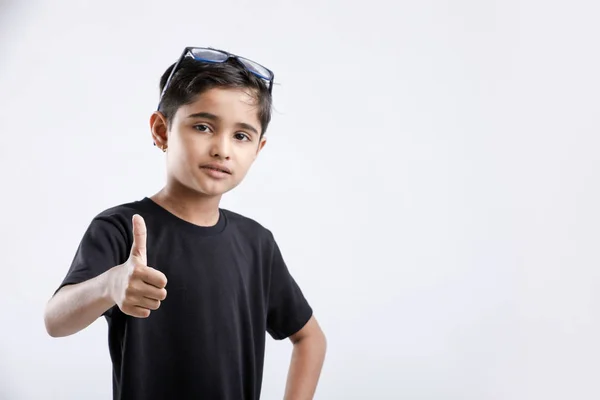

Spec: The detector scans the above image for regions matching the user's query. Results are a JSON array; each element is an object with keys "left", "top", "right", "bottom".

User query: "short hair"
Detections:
[{"left": 157, "top": 56, "right": 273, "bottom": 136}]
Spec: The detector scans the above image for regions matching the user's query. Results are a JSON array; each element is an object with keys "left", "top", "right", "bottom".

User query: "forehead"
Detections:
[{"left": 176, "top": 87, "right": 261, "bottom": 126}]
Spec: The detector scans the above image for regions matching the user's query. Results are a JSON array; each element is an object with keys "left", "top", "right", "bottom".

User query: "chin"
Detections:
[{"left": 193, "top": 180, "right": 237, "bottom": 197}]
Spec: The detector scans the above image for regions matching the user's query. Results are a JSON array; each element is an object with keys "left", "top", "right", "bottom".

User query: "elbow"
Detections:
[
  {"left": 44, "top": 301, "right": 63, "bottom": 338},
  {"left": 45, "top": 324, "right": 59, "bottom": 338},
  {"left": 45, "top": 315, "right": 68, "bottom": 338},
  {"left": 44, "top": 318, "right": 56, "bottom": 338},
  {"left": 44, "top": 307, "right": 57, "bottom": 337}
]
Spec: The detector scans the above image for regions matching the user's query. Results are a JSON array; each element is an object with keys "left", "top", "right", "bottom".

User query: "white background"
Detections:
[{"left": 1, "top": 0, "right": 599, "bottom": 399}]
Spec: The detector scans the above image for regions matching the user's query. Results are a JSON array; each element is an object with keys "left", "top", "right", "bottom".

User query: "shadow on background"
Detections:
[
  {"left": 0, "top": 0, "right": 21, "bottom": 35},
  {"left": 0, "top": 365, "right": 16, "bottom": 399},
  {"left": 0, "top": 0, "right": 38, "bottom": 78}
]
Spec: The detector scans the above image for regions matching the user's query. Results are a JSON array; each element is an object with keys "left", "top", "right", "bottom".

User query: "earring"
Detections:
[{"left": 161, "top": 146, "right": 167, "bottom": 153}]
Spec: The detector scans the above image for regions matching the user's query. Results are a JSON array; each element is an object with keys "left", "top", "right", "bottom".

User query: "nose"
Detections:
[{"left": 209, "top": 133, "right": 231, "bottom": 160}]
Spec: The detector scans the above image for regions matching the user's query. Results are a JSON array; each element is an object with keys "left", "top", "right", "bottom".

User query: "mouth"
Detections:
[{"left": 200, "top": 164, "right": 232, "bottom": 175}]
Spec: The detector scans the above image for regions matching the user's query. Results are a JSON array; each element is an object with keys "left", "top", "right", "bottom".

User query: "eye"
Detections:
[
  {"left": 193, "top": 124, "right": 212, "bottom": 133},
  {"left": 234, "top": 132, "right": 251, "bottom": 141}
]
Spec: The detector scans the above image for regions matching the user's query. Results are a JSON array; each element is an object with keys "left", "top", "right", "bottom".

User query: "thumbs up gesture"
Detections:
[{"left": 108, "top": 214, "right": 168, "bottom": 318}]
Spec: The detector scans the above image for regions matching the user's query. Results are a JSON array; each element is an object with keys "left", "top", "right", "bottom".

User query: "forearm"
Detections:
[
  {"left": 44, "top": 268, "right": 116, "bottom": 337},
  {"left": 284, "top": 332, "right": 327, "bottom": 400}
]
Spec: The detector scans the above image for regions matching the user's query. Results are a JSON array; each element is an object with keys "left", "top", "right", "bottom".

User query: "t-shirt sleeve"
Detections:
[
  {"left": 266, "top": 236, "right": 313, "bottom": 340},
  {"left": 54, "top": 214, "right": 129, "bottom": 316}
]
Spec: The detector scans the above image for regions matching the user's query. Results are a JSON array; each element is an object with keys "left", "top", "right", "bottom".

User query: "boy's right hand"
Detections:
[{"left": 108, "top": 214, "right": 168, "bottom": 318}]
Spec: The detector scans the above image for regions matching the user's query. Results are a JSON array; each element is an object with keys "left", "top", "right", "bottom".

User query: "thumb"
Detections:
[{"left": 131, "top": 214, "right": 147, "bottom": 261}]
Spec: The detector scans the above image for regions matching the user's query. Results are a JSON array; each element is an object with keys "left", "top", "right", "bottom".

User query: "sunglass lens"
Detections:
[
  {"left": 189, "top": 48, "right": 228, "bottom": 62},
  {"left": 238, "top": 57, "right": 273, "bottom": 81}
]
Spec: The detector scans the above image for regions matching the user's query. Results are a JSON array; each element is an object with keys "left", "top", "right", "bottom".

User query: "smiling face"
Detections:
[{"left": 151, "top": 87, "right": 267, "bottom": 198}]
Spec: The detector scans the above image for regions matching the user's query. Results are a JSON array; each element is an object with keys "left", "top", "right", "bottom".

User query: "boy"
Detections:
[{"left": 44, "top": 47, "right": 327, "bottom": 400}]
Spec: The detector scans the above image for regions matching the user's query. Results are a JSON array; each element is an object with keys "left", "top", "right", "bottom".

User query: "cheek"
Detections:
[
  {"left": 173, "top": 132, "right": 203, "bottom": 158},
  {"left": 238, "top": 145, "right": 258, "bottom": 161},
  {"left": 168, "top": 140, "right": 198, "bottom": 171}
]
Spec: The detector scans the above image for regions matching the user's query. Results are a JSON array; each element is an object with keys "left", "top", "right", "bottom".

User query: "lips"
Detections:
[{"left": 200, "top": 164, "right": 232, "bottom": 174}]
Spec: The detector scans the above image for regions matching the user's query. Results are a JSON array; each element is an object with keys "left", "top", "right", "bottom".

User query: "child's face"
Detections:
[{"left": 152, "top": 87, "right": 267, "bottom": 197}]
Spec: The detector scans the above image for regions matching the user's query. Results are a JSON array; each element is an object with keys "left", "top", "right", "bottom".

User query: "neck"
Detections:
[{"left": 150, "top": 180, "right": 222, "bottom": 227}]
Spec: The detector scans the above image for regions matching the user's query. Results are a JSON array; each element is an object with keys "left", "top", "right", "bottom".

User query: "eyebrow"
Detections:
[{"left": 187, "top": 112, "right": 260, "bottom": 136}]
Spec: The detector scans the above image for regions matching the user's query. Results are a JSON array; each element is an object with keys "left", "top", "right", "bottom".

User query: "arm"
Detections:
[
  {"left": 44, "top": 215, "right": 126, "bottom": 338},
  {"left": 44, "top": 269, "right": 116, "bottom": 337},
  {"left": 44, "top": 214, "right": 167, "bottom": 338},
  {"left": 284, "top": 316, "right": 327, "bottom": 400}
]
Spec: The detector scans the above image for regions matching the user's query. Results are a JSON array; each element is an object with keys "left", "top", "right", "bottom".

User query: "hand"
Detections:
[{"left": 108, "top": 214, "right": 168, "bottom": 318}]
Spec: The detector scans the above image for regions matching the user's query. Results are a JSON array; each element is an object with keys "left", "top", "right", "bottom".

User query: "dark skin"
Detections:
[{"left": 150, "top": 87, "right": 327, "bottom": 399}]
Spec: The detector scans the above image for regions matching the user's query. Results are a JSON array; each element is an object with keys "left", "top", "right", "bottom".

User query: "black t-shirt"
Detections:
[{"left": 56, "top": 197, "right": 313, "bottom": 400}]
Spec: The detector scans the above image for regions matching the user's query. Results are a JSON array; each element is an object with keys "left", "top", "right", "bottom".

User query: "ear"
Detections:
[
  {"left": 254, "top": 136, "right": 267, "bottom": 158},
  {"left": 150, "top": 111, "right": 169, "bottom": 149}
]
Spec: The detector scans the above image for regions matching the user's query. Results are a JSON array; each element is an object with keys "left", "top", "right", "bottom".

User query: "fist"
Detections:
[{"left": 109, "top": 214, "right": 168, "bottom": 318}]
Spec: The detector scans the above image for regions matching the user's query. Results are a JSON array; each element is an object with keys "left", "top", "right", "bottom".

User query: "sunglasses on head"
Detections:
[{"left": 157, "top": 47, "right": 275, "bottom": 110}]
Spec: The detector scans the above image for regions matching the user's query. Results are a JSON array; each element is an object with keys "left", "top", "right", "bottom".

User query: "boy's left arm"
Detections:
[{"left": 284, "top": 315, "right": 327, "bottom": 400}]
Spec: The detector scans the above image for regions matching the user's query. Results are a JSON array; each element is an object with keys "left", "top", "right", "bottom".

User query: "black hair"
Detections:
[{"left": 158, "top": 56, "right": 273, "bottom": 136}]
